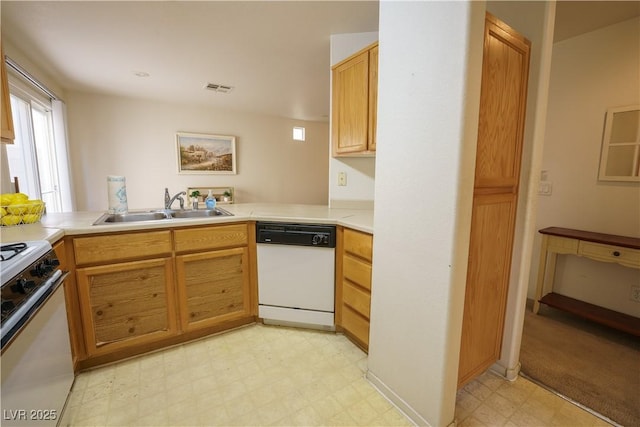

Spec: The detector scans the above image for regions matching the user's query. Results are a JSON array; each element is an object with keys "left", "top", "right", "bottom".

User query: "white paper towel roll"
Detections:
[{"left": 107, "top": 175, "right": 128, "bottom": 213}]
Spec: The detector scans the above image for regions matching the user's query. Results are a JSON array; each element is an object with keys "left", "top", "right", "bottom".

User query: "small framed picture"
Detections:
[{"left": 176, "top": 132, "right": 237, "bottom": 174}]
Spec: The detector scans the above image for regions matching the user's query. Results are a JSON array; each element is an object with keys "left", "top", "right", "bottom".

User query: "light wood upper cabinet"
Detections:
[
  {"left": 332, "top": 42, "right": 378, "bottom": 157},
  {"left": 1, "top": 43, "right": 15, "bottom": 144}
]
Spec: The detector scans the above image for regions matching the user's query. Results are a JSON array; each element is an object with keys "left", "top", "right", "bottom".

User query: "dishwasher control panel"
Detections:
[{"left": 256, "top": 222, "right": 336, "bottom": 248}]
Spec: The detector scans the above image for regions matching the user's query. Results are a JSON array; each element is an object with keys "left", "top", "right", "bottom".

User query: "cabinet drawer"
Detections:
[
  {"left": 343, "top": 255, "right": 372, "bottom": 291},
  {"left": 342, "top": 305, "right": 370, "bottom": 348},
  {"left": 73, "top": 231, "right": 172, "bottom": 266},
  {"left": 174, "top": 224, "right": 248, "bottom": 253},
  {"left": 344, "top": 228, "right": 373, "bottom": 262},
  {"left": 578, "top": 241, "right": 640, "bottom": 268},
  {"left": 547, "top": 235, "right": 579, "bottom": 254},
  {"left": 343, "top": 281, "right": 370, "bottom": 319}
]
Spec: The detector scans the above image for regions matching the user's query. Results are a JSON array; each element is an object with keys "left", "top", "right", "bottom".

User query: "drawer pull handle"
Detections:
[{"left": 612, "top": 251, "right": 621, "bottom": 257}]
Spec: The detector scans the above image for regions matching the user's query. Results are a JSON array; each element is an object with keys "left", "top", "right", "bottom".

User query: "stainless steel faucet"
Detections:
[{"left": 164, "top": 188, "right": 186, "bottom": 210}]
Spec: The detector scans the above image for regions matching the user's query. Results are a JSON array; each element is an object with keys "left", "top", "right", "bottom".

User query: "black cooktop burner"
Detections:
[{"left": 0, "top": 243, "right": 28, "bottom": 261}]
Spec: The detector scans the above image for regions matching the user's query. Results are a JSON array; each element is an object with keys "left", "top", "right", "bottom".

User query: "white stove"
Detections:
[
  {"left": 1, "top": 240, "right": 74, "bottom": 426},
  {"left": 1, "top": 240, "right": 63, "bottom": 348}
]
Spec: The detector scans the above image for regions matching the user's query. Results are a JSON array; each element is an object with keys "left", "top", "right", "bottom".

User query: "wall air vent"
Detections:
[{"left": 205, "top": 83, "right": 234, "bottom": 93}]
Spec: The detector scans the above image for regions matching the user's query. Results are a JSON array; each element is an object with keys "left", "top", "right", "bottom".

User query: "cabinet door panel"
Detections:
[
  {"left": 176, "top": 247, "right": 251, "bottom": 332},
  {"left": 459, "top": 192, "right": 517, "bottom": 385},
  {"left": 474, "top": 19, "right": 530, "bottom": 190},
  {"left": 76, "top": 258, "right": 177, "bottom": 356},
  {"left": 332, "top": 51, "right": 369, "bottom": 154}
]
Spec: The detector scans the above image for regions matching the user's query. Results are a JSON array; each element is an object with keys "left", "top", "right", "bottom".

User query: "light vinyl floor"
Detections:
[{"left": 60, "top": 324, "right": 609, "bottom": 426}]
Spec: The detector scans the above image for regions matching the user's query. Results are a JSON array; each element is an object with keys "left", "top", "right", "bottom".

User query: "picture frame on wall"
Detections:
[{"left": 176, "top": 132, "right": 237, "bottom": 174}]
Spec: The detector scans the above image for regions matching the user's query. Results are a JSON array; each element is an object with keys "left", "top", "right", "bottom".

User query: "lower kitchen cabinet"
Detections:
[
  {"left": 68, "top": 222, "right": 256, "bottom": 370},
  {"left": 76, "top": 257, "right": 178, "bottom": 357},
  {"left": 175, "top": 246, "right": 251, "bottom": 332},
  {"left": 337, "top": 227, "right": 373, "bottom": 351}
]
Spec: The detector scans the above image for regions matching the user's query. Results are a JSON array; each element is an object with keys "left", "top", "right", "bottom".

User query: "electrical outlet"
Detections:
[
  {"left": 538, "top": 181, "right": 553, "bottom": 196},
  {"left": 631, "top": 285, "right": 640, "bottom": 303},
  {"left": 338, "top": 172, "right": 347, "bottom": 186}
]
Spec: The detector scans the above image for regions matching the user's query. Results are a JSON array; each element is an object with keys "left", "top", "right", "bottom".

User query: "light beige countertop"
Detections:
[
  {"left": 1, "top": 203, "right": 373, "bottom": 244},
  {"left": 0, "top": 223, "right": 64, "bottom": 244}
]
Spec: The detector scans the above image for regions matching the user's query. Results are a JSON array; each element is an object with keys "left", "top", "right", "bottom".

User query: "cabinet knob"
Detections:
[{"left": 612, "top": 251, "right": 621, "bottom": 257}]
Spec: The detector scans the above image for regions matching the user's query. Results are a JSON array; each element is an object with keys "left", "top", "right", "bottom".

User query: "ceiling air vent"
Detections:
[{"left": 205, "top": 83, "right": 234, "bottom": 93}]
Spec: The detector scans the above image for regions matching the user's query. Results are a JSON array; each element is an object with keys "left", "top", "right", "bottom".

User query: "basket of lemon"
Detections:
[{"left": 0, "top": 193, "right": 46, "bottom": 226}]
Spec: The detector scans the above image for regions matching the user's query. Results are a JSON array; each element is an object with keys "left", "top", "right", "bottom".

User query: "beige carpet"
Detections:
[{"left": 520, "top": 302, "right": 640, "bottom": 427}]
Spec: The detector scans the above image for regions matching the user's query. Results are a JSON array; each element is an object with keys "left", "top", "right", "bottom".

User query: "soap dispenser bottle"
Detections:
[{"left": 205, "top": 190, "right": 216, "bottom": 209}]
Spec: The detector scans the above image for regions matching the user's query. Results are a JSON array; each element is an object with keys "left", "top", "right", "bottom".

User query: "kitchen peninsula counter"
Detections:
[{"left": 1, "top": 203, "right": 374, "bottom": 244}]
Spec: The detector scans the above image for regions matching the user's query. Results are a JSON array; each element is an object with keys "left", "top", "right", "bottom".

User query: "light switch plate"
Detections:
[
  {"left": 538, "top": 181, "right": 552, "bottom": 196},
  {"left": 338, "top": 172, "right": 347, "bottom": 186}
]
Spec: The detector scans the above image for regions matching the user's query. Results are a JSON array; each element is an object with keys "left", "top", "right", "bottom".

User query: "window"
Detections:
[
  {"left": 598, "top": 105, "right": 640, "bottom": 182},
  {"left": 293, "top": 126, "right": 305, "bottom": 141},
  {"left": 4, "top": 61, "right": 74, "bottom": 212}
]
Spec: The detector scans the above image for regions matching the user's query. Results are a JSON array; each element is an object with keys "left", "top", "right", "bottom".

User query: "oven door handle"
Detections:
[{"left": 51, "top": 270, "right": 70, "bottom": 290}]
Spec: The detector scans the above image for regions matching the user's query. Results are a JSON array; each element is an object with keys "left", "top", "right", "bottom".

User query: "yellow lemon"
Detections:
[
  {"left": 21, "top": 214, "right": 40, "bottom": 224},
  {"left": 1, "top": 215, "right": 22, "bottom": 226},
  {"left": 7, "top": 203, "right": 28, "bottom": 215},
  {"left": 0, "top": 194, "right": 14, "bottom": 206},
  {"left": 26, "top": 200, "right": 44, "bottom": 214}
]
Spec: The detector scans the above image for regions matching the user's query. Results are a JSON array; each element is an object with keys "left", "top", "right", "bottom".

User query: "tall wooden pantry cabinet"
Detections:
[{"left": 458, "top": 13, "right": 531, "bottom": 387}]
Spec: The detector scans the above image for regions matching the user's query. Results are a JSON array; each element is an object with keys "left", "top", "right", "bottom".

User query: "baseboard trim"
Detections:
[
  {"left": 365, "top": 370, "right": 430, "bottom": 427},
  {"left": 489, "top": 361, "right": 521, "bottom": 382}
]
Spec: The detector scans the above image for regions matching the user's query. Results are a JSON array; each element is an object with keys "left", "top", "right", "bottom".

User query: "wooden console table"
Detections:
[{"left": 534, "top": 227, "right": 640, "bottom": 336}]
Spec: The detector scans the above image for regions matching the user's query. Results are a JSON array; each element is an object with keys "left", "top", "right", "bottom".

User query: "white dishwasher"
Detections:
[{"left": 256, "top": 222, "right": 336, "bottom": 330}]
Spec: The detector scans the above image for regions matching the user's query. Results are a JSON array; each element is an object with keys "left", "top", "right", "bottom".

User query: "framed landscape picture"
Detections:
[{"left": 176, "top": 132, "right": 237, "bottom": 174}]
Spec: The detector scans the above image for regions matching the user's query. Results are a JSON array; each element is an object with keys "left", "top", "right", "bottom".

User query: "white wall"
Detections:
[
  {"left": 367, "top": 2, "right": 484, "bottom": 426},
  {"left": 328, "top": 32, "right": 378, "bottom": 208},
  {"left": 528, "top": 17, "right": 640, "bottom": 317},
  {"left": 65, "top": 92, "right": 329, "bottom": 210},
  {"left": 368, "top": 2, "right": 556, "bottom": 424}
]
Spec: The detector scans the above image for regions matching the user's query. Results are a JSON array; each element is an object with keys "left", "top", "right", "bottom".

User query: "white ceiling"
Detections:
[
  {"left": 1, "top": 1, "right": 379, "bottom": 122},
  {"left": 554, "top": 1, "right": 640, "bottom": 42},
  {"left": 2, "top": 1, "right": 638, "bottom": 122}
]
